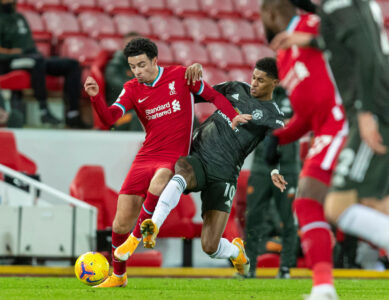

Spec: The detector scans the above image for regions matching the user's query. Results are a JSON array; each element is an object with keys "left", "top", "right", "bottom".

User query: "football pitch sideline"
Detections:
[{"left": 1, "top": 277, "right": 389, "bottom": 300}]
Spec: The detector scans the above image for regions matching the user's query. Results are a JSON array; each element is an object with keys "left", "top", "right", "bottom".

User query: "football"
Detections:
[{"left": 74, "top": 252, "right": 109, "bottom": 286}]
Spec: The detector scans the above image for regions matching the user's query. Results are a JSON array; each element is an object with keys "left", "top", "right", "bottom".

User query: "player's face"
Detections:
[
  {"left": 250, "top": 69, "right": 277, "bottom": 99},
  {"left": 128, "top": 54, "right": 157, "bottom": 84}
]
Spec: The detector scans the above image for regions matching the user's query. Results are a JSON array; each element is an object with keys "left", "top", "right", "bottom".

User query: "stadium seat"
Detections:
[
  {"left": 62, "top": 0, "right": 102, "bottom": 14},
  {"left": 222, "top": 201, "right": 243, "bottom": 241},
  {"left": 70, "top": 165, "right": 117, "bottom": 230},
  {"left": 0, "top": 71, "right": 31, "bottom": 90},
  {"left": 234, "top": 170, "right": 250, "bottom": 232},
  {"left": 99, "top": 37, "right": 122, "bottom": 52},
  {"left": 159, "top": 194, "right": 202, "bottom": 239},
  {"left": 183, "top": 17, "right": 224, "bottom": 43},
  {"left": 113, "top": 14, "right": 153, "bottom": 39},
  {"left": 97, "top": 0, "right": 137, "bottom": 15},
  {"left": 78, "top": 11, "right": 117, "bottom": 39},
  {"left": 242, "top": 44, "right": 275, "bottom": 66},
  {"left": 228, "top": 68, "right": 252, "bottom": 83},
  {"left": 252, "top": 20, "right": 267, "bottom": 43},
  {"left": 132, "top": 0, "right": 171, "bottom": 16},
  {"left": 234, "top": 0, "right": 260, "bottom": 21},
  {"left": 257, "top": 253, "right": 280, "bottom": 268},
  {"left": 171, "top": 41, "right": 210, "bottom": 67},
  {"left": 194, "top": 102, "right": 216, "bottom": 123},
  {"left": 59, "top": 36, "right": 101, "bottom": 66},
  {"left": 166, "top": 0, "right": 205, "bottom": 18},
  {"left": 127, "top": 250, "right": 163, "bottom": 267},
  {"left": 21, "top": 10, "right": 52, "bottom": 43},
  {"left": 206, "top": 42, "right": 246, "bottom": 69},
  {"left": 218, "top": 19, "right": 257, "bottom": 45},
  {"left": 42, "top": 11, "right": 84, "bottom": 41},
  {"left": 35, "top": 42, "right": 52, "bottom": 57},
  {"left": 0, "top": 131, "right": 37, "bottom": 175},
  {"left": 149, "top": 16, "right": 189, "bottom": 42},
  {"left": 26, "top": 0, "right": 67, "bottom": 12},
  {"left": 198, "top": 0, "right": 239, "bottom": 19},
  {"left": 202, "top": 67, "right": 228, "bottom": 85},
  {"left": 154, "top": 41, "right": 175, "bottom": 66}
]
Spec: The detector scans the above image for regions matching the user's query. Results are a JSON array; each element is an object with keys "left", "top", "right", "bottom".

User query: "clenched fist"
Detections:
[{"left": 84, "top": 76, "right": 99, "bottom": 97}]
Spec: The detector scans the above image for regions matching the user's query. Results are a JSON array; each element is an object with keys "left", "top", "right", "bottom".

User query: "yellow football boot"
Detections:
[
  {"left": 93, "top": 273, "right": 127, "bottom": 288},
  {"left": 140, "top": 219, "right": 159, "bottom": 248},
  {"left": 230, "top": 237, "right": 250, "bottom": 276},
  {"left": 114, "top": 234, "right": 140, "bottom": 262}
]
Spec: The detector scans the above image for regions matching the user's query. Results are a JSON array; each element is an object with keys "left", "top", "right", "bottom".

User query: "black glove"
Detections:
[
  {"left": 289, "top": 0, "right": 317, "bottom": 13},
  {"left": 265, "top": 134, "right": 281, "bottom": 166}
]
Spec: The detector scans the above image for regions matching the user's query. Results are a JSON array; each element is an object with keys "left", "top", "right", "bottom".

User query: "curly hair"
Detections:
[
  {"left": 255, "top": 57, "right": 278, "bottom": 80},
  {"left": 123, "top": 37, "right": 158, "bottom": 60}
]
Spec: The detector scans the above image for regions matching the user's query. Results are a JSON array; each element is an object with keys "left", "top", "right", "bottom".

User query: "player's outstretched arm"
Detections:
[{"left": 84, "top": 76, "right": 126, "bottom": 127}]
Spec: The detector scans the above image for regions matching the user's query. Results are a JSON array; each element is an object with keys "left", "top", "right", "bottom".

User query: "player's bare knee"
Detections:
[
  {"left": 324, "top": 190, "right": 357, "bottom": 225},
  {"left": 201, "top": 239, "right": 218, "bottom": 255},
  {"left": 113, "top": 216, "right": 131, "bottom": 234},
  {"left": 175, "top": 157, "right": 196, "bottom": 188},
  {"left": 149, "top": 168, "right": 173, "bottom": 195}
]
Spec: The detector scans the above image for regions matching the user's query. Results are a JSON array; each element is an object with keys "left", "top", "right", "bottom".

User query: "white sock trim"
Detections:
[{"left": 300, "top": 221, "right": 331, "bottom": 233}]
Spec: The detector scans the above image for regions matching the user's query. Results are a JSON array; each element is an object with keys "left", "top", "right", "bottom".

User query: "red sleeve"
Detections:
[
  {"left": 273, "top": 113, "right": 311, "bottom": 145},
  {"left": 90, "top": 85, "right": 134, "bottom": 127},
  {"left": 190, "top": 79, "right": 238, "bottom": 121}
]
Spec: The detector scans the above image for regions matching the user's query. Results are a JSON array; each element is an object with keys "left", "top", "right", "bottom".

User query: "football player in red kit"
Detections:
[
  {"left": 84, "top": 37, "right": 250, "bottom": 288},
  {"left": 261, "top": 1, "right": 347, "bottom": 299}
]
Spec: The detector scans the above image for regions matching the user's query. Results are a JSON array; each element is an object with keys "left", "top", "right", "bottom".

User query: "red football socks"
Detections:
[
  {"left": 112, "top": 231, "right": 128, "bottom": 276},
  {"left": 132, "top": 191, "right": 160, "bottom": 238},
  {"left": 294, "top": 198, "right": 333, "bottom": 286}
]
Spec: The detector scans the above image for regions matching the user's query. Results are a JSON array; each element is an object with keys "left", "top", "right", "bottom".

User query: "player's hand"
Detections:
[
  {"left": 0, "top": 108, "right": 9, "bottom": 125},
  {"left": 185, "top": 63, "right": 203, "bottom": 85},
  {"left": 358, "top": 112, "right": 387, "bottom": 154},
  {"left": 270, "top": 31, "right": 313, "bottom": 51},
  {"left": 271, "top": 173, "right": 288, "bottom": 192},
  {"left": 231, "top": 114, "right": 252, "bottom": 130},
  {"left": 84, "top": 76, "right": 99, "bottom": 97},
  {"left": 265, "top": 134, "right": 281, "bottom": 166}
]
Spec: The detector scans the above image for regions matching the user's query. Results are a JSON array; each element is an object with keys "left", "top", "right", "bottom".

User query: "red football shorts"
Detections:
[
  {"left": 300, "top": 106, "right": 348, "bottom": 186},
  {"left": 119, "top": 156, "right": 176, "bottom": 198}
]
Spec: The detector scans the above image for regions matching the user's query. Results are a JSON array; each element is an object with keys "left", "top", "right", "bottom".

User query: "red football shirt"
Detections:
[
  {"left": 274, "top": 14, "right": 344, "bottom": 145},
  {"left": 91, "top": 65, "right": 238, "bottom": 160}
]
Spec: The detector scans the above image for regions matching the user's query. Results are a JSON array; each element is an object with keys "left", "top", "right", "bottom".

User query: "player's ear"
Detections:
[
  {"left": 273, "top": 79, "right": 280, "bottom": 87},
  {"left": 152, "top": 57, "right": 158, "bottom": 67}
]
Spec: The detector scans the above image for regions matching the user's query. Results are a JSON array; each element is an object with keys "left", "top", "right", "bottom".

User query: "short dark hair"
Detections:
[
  {"left": 255, "top": 57, "right": 278, "bottom": 79},
  {"left": 123, "top": 37, "right": 158, "bottom": 60}
]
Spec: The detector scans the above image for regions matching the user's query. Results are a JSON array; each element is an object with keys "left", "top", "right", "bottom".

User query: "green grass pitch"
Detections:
[{"left": 1, "top": 277, "right": 389, "bottom": 300}]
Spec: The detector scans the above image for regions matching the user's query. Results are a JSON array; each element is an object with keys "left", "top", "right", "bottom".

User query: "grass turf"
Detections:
[{"left": 1, "top": 277, "right": 389, "bottom": 300}]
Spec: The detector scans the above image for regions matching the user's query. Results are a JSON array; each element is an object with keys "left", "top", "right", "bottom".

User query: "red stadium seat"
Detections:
[
  {"left": 26, "top": 0, "right": 67, "bottom": 12},
  {"left": 206, "top": 42, "right": 246, "bottom": 69},
  {"left": 62, "top": 0, "right": 102, "bottom": 13},
  {"left": 42, "top": 11, "right": 84, "bottom": 40},
  {"left": 99, "top": 37, "right": 122, "bottom": 52},
  {"left": 198, "top": 0, "right": 239, "bottom": 19},
  {"left": 234, "top": 170, "right": 250, "bottom": 232},
  {"left": 78, "top": 12, "right": 117, "bottom": 39},
  {"left": 194, "top": 102, "right": 216, "bottom": 123},
  {"left": 166, "top": 0, "right": 205, "bottom": 18},
  {"left": 59, "top": 36, "right": 101, "bottom": 66},
  {"left": 97, "top": 0, "right": 137, "bottom": 15},
  {"left": 21, "top": 10, "right": 52, "bottom": 43},
  {"left": 70, "top": 165, "right": 117, "bottom": 230},
  {"left": 218, "top": 19, "right": 257, "bottom": 45},
  {"left": 228, "top": 68, "right": 252, "bottom": 83},
  {"left": 242, "top": 44, "right": 275, "bottom": 66},
  {"left": 113, "top": 14, "right": 153, "bottom": 38},
  {"left": 132, "top": 0, "right": 171, "bottom": 16},
  {"left": 0, "top": 131, "right": 37, "bottom": 175},
  {"left": 154, "top": 41, "right": 175, "bottom": 66},
  {"left": 149, "top": 16, "right": 188, "bottom": 42},
  {"left": 234, "top": 0, "right": 260, "bottom": 21},
  {"left": 159, "top": 194, "right": 202, "bottom": 239},
  {"left": 252, "top": 20, "right": 267, "bottom": 43},
  {"left": 183, "top": 17, "right": 224, "bottom": 43},
  {"left": 0, "top": 71, "right": 31, "bottom": 90},
  {"left": 36, "top": 42, "right": 52, "bottom": 57},
  {"left": 171, "top": 41, "right": 210, "bottom": 67},
  {"left": 257, "top": 253, "right": 280, "bottom": 268},
  {"left": 202, "top": 67, "right": 228, "bottom": 85},
  {"left": 223, "top": 201, "right": 243, "bottom": 241},
  {"left": 127, "top": 250, "right": 162, "bottom": 267}
]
